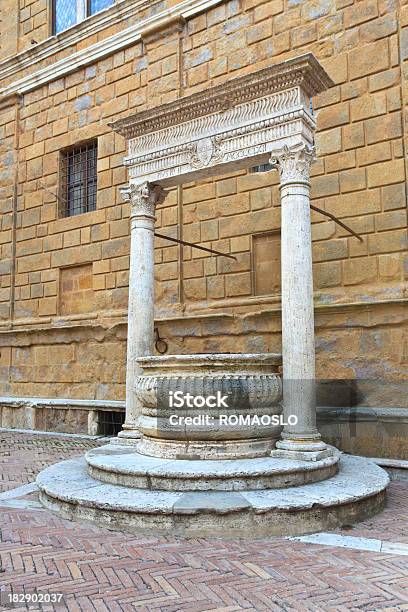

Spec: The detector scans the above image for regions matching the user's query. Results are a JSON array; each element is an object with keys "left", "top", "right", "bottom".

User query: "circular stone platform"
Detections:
[
  {"left": 36, "top": 453, "right": 389, "bottom": 538},
  {"left": 85, "top": 444, "right": 340, "bottom": 490}
]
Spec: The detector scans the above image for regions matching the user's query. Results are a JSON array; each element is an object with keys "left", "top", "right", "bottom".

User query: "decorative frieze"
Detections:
[{"left": 111, "top": 54, "right": 333, "bottom": 188}]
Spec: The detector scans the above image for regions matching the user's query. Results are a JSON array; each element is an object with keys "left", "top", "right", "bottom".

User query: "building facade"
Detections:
[{"left": 0, "top": 0, "right": 407, "bottom": 456}]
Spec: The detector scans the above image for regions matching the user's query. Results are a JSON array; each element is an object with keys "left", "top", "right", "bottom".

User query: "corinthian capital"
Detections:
[
  {"left": 120, "top": 182, "right": 166, "bottom": 218},
  {"left": 270, "top": 143, "right": 315, "bottom": 185}
]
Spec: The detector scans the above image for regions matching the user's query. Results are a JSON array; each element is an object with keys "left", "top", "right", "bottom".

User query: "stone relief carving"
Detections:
[
  {"left": 189, "top": 135, "right": 225, "bottom": 169},
  {"left": 270, "top": 143, "right": 315, "bottom": 184},
  {"left": 120, "top": 181, "right": 166, "bottom": 217},
  {"left": 128, "top": 88, "right": 301, "bottom": 160},
  {"left": 113, "top": 57, "right": 331, "bottom": 188}
]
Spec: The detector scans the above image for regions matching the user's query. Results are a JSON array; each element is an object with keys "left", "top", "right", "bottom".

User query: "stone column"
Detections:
[
  {"left": 270, "top": 144, "right": 332, "bottom": 461},
  {"left": 118, "top": 181, "right": 165, "bottom": 442}
]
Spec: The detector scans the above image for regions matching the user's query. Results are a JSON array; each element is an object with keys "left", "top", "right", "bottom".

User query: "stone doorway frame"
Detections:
[{"left": 111, "top": 54, "right": 335, "bottom": 460}]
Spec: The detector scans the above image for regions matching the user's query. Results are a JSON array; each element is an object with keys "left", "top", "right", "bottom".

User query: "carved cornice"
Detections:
[
  {"left": 270, "top": 143, "right": 315, "bottom": 185},
  {"left": 111, "top": 54, "right": 334, "bottom": 140}
]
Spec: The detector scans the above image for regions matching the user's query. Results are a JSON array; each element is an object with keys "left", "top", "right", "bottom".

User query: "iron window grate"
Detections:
[
  {"left": 97, "top": 410, "right": 126, "bottom": 436},
  {"left": 60, "top": 142, "right": 97, "bottom": 217}
]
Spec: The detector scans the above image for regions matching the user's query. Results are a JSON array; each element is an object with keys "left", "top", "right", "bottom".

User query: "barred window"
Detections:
[
  {"left": 53, "top": 0, "right": 114, "bottom": 34},
  {"left": 60, "top": 142, "right": 97, "bottom": 217}
]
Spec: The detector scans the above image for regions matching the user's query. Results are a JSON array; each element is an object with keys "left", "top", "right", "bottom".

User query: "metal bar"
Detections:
[
  {"left": 154, "top": 232, "right": 237, "bottom": 260},
  {"left": 310, "top": 204, "right": 364, "bottom": 242},
  {"left": 83, "top": 147, "right": 88, "bottom": 214}
]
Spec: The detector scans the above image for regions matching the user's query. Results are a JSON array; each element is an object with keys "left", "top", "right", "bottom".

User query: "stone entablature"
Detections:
[{"left": 112, "top": 55, "right": 333, "bottom": 187}]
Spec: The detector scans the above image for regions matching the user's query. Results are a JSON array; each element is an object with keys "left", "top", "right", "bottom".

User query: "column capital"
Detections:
[
  {"left": 120, "top": 181, "right": 166, "bottom": 218},
  {"left": 270, "top": 143, "right": 315, "bottom": 186}
]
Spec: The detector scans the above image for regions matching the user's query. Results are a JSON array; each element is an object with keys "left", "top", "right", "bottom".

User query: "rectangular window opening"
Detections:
[
  {"left": 60, "top": 141, "right": 97, "bottom": 217},
  {"left": 53, "top": 0, "right": 115, "bottom": 35},
  {"left": 97, "top": 410, "right": 126, "bottom": 436}
]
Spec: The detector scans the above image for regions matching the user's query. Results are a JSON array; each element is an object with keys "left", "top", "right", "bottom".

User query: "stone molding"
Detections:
[
  {"left": 113, "top": 55, "right": 332, "bottom": 139},
  {"left": 135, "top": 372, "right": 282, "bottom": 411},
  {"left": 317, "top": 406, "right": 408, "bottom": 424},
  {"left": 0, "top": 396, "right": 125, "bottom": 410},
  {"left": 134, "top": 353, "right": 283, "bottom": 459},
  {"left": 0, "top": 295, "right": 406, "bottom": 340},
  {"left": 0, "top": 0, "right": 223, "bottom": 99},
  {"left": 1, "top": 397, "right": 406, "bottom": 421},
  {"left": 111, "top": 55, "right": 333, "bottom": 188}
]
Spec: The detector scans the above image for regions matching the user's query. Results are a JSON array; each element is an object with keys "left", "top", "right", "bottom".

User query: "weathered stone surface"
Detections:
[
  {"left": 135, "top": 353, "right": 282, "bottom": 459},
  {"left": 85, "top": 444, "right": 339, "bottom": 490},
  {"left": 36, "top": 454, "right": 389, "bottom": 537}
]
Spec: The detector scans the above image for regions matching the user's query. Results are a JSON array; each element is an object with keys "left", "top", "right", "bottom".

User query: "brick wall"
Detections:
[{"left": 0, "top": 0, "right": 406, "bottom": 407}]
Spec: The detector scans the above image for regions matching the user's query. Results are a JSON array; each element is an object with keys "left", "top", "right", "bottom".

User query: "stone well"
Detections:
[
  {"left": 135, "top": 353, "right": 283, "bottom": 460},
  {"left": 36, "top": 55, "right": 389, "bottom": 537}
]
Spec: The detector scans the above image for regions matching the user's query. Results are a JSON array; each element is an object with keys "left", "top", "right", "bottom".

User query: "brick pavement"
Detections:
[
  {"left": 0, "top": 432, "right": 102, "bottom": 494},
  {"left": 1, "top": 431, "right": 408, "bottom": 611}
]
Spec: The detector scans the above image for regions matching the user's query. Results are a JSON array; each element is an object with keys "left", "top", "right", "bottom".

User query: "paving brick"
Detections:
[
  {"left": 343, "top": 123, "right": 365, "bottom": 150},
  {"left": 382, "top": 183, "right": 407, "bottom": 211},
  {"left": 313, "top": 238, "right": 348, "bottom": 262},
  {"left": 311, "top": 174, "right": 340, "bottom": 198},
  {"left": 378, "top": 253, "right": 402, "bottom": 279},
  {"left": 1, "top": 432, "right": 408, "bottom": 612},
  {"left": 375, "top": 210, "right": 407, "bottom": 232},
  {"left": 350, "top": 91, "right": 387, "bottom": 121},
  {"left": 325, "top": 189, "right": 381, "bottom": 217},
  {"left": 365, "top": 112, "right": 402, "bottom": 144},
  {"left": 314, "top": 261, "right": 342, "bottom": 288},
  {"left": 340, "top": 168, "right": 366, "bottom": 193},
  {"left": 344, "top": 0, "right": 378, "bottom": 28},
  {"left": 315, "top": 128, "right": 342, "bottom": 156},
  {"left": 357, "top": 142, "right": 392, "bottom": 166},
  {"left": 225, "top": 271, "right": 251, "bottom": 296},
  {"left": 368, "top": 229, "right": 408, "bottom": 254},
  {"left": 360, "top": 13, "right": 398, "bottom": 42}
]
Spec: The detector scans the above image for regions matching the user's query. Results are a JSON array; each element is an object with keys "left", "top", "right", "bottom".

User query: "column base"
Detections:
[
  {"left": 116, "top": 428, "right": 142, "bottom": 445},
  {"left": 271, "top": 438, "right": 334, "bottom": 461},
  {"left": 271, "top": 448, "right": 333, "bottom": 461}
]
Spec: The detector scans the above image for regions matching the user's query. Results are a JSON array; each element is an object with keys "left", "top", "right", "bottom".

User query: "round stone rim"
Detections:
[{"left": 136, "top": 353, "right": 282, "bottom": 368}]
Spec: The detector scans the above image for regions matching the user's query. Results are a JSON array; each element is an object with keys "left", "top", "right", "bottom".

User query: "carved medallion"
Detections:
[
  {"left": 190, "top": 136, "right": 224, "bottom": 169},
  {"left": 197, "top": 138, "right": 213, "bottom": 166}
]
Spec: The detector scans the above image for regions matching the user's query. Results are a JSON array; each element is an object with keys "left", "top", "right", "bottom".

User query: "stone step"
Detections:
[
  {"left": 85, "top": 444, "right": 340, "bottom": 491},
  {"left": 36, "top": 454, "right": 389, "bottom": 538}
]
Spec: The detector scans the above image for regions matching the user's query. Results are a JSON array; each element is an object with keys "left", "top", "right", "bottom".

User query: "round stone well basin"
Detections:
[{"left": 135, "top": 353, "right": 283, "bottom": 460}]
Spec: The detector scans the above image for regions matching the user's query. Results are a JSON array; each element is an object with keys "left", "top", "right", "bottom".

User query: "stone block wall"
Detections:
[{"left": 0, "top": 0, "right": 406, "bottom": 435}]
